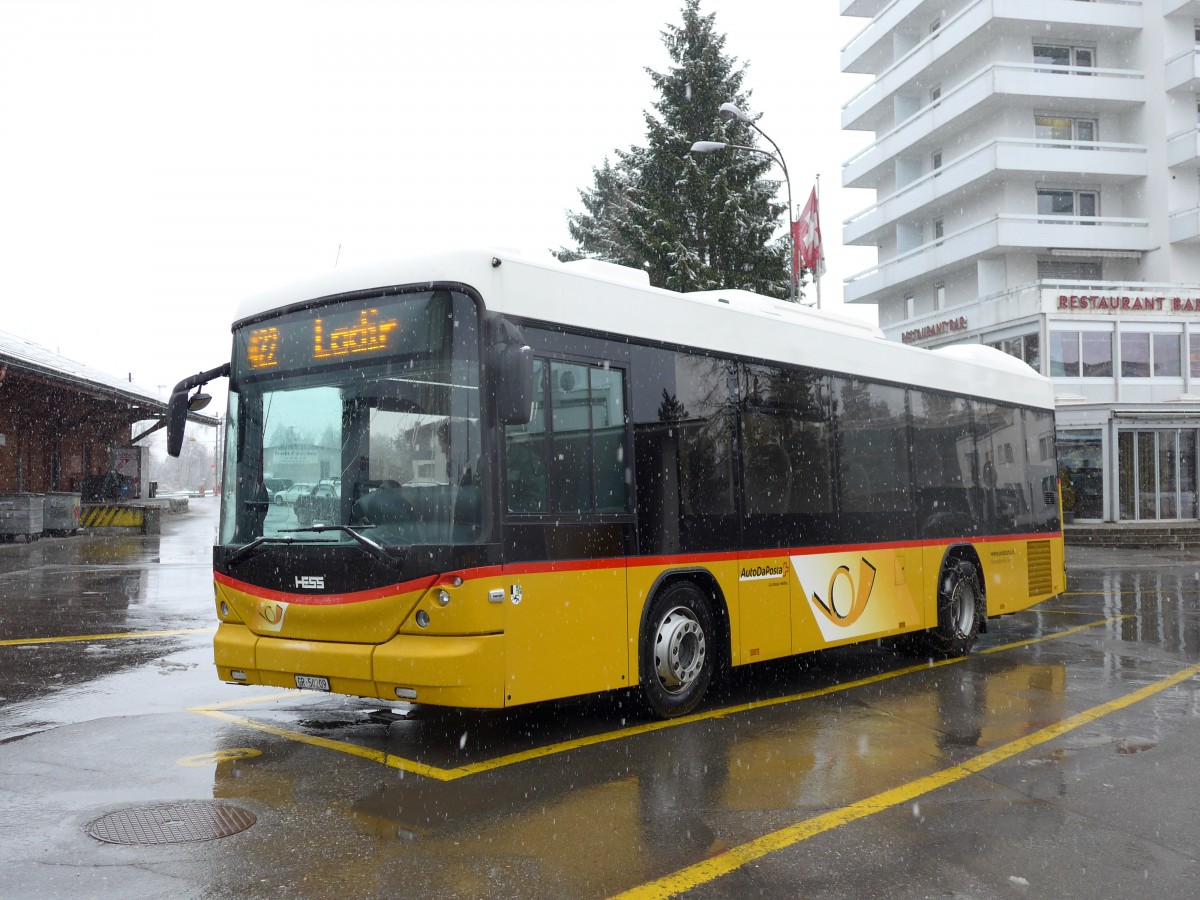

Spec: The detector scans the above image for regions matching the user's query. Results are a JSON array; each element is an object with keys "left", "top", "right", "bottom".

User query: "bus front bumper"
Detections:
[{"left": 214, "top": 623, "right": 506, "bottom": 708}]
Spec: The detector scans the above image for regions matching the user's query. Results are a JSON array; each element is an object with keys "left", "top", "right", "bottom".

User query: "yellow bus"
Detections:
[{"left": 167, "top": 249, "right": 1065, "bottom": 718}]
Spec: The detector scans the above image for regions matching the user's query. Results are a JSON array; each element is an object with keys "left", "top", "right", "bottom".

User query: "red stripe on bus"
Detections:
[
  {"left": 214, "top": 571, "right": 436, "bottom": 606},
  {"left": 217, "top": 531, "right": 1062, "bottom": 604}
]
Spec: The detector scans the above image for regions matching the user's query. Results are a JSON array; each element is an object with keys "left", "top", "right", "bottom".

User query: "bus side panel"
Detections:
[
  {"left": 790, "top": 546, "right": 926, "bottom": 654},
  {"left": 979, "top": 535, "right": 1066, "bottom": 616},
  {"left": 737, "top": 554, "right": 792, "bottom": 665},
  {"left": 503, "top": 564, "right": 629, "bottom": 706}
]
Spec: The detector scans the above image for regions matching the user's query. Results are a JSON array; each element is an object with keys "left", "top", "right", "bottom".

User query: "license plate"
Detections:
[{"left": 295, "top": 674, "right": 330, "bottom": 691}]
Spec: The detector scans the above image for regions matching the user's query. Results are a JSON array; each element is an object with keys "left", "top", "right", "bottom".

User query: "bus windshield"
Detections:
[{"left": 219, "top": 288, "right": 482, "bottom": 549}]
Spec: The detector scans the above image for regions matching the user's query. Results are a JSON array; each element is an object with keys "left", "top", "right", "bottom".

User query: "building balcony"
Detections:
[
  {"left": 1170, "top": 206, "right": 1200, "bottom": 243},
  {"left": 1167, "top": 128, "right": 1200, "bottom": 168},
  {"left": 842, "top": 0, "right": 1143, "bottom": 129},
  {"left": 1165, "top": 49, "right": 1200, "bottom": 93},
  {"left": 843, "top": 213, "right": 1153, "bottom": 304},
  {"left": 843, "top": 63, "right": 1145, "bottom": 189},
  {"left": 844, "top": 138, "right": 1148, "bottom": 245},
  {"left": 840, "top": 0, "right": 891, "bottom": 18},
  {"left": 1163, "top": 0, "right": 1200, "bottom": 17}
]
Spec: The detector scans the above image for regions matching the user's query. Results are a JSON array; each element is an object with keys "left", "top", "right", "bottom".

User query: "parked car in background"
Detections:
[
  {"left": 294, "top": 480, "right": 340, "bottom": 527},
  {"left": 263, "top": 477, "right": 293, "bottom": 500},
  {"left": 275, "top": 482, "right": 313, "bottom": 505}
]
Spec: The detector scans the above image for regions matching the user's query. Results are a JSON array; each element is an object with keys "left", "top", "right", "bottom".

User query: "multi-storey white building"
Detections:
[{"left": 840, "top": 0, "right": 1200, "bottom": 522}]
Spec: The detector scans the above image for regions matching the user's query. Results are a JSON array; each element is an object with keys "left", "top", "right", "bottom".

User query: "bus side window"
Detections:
[
  {"left": 505, "top": 357, "right": 630, "bottom": 516},
  {"left": 911, "top": 390, "right": 975, "bottom": 536},
  {"left": 506, "top": 359, "right": 549, "bottom": 513}
]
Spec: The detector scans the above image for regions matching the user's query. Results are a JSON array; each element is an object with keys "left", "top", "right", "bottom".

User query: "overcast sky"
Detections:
[{"left": 0, "top": 1, "right": 874, "bottom": 399}]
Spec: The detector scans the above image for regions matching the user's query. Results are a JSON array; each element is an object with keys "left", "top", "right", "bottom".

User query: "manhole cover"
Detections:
[{"left": 87, "top": 801, "right": 256, "bottom": 845}]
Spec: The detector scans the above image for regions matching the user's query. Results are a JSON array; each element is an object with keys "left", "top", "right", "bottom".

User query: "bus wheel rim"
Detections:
[
  {"left": 654, "top": 606, "right": 705, "bottom": 694},
  {"left": 953, "top": 579, "right": 976, "bottom": 636}
]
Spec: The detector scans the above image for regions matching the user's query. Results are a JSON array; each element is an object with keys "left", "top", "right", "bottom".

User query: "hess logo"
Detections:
[{"left": 294, "top": 575, "right": 325, "bottom": 590}]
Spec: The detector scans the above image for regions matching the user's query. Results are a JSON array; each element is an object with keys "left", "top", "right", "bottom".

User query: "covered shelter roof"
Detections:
[{"left": 0, "top": 329, "right": 217, "bottom": 430}]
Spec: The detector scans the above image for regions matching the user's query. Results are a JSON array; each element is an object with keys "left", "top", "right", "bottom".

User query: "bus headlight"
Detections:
[
  {"left": 416, "top": 610, "right": 431, "bottom": 628},
  {"left": 220, "top": 601, "right": 230, "bottom": 618},
  {"left": 436, "top": 589, "right": 451, "bottom": 607}
]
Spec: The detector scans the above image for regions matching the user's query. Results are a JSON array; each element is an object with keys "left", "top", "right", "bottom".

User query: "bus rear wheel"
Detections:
[
  {"left": 639, "top": 581, "right": 715, "bottom": 718},
  {"left": 919, "top": 558, "right": 983, "bottom": 658}
]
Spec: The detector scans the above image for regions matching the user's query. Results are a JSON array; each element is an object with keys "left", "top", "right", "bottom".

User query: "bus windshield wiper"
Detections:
[
  {"left": 277, "top": 524, "right": 402, "bottom": 570},
  {"left": 226, "top": 535, "right": 300, "bottom": 566}
]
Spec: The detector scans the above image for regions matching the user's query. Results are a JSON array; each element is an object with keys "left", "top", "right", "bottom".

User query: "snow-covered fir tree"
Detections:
[{"left": 561, "top": 0, "right": 804, "bottom": 301}]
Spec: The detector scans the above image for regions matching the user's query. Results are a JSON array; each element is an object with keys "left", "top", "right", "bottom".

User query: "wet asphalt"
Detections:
[{"left": 2, "top": 501, "right": 1199, "bottom": 899}]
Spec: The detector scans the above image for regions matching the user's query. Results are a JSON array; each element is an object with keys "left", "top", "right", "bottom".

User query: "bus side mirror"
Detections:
[
  {"left": 498, "top": 343, "right": 533, "bottom": 426},
  {"left": 486, "top": 314, "right": 533, "bottom": 426},
  {"left": 165, "top": 362, "right": 230, "bottom": 458},
  {"left": 166, "top": 389, "right": 190, "bottom": 457}
]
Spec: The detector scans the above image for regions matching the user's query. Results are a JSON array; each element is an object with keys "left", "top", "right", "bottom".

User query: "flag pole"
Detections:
[{"left": 815, "top": 174, "right": 823, "bottom": 310}]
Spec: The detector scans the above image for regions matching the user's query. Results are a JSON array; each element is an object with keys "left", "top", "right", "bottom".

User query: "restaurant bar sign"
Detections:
[
  {"left": 1056, "top": 293, "right": 1200, "bottom": 313},
  {"left": 901, "top": 316, "right": 968, "bottom": 344}
]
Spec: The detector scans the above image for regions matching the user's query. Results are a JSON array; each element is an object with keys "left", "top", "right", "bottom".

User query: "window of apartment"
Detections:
[
  {"left": 929, "top": 84, "right": 941, "bottom": 103},
  {"left": 930, "top": 18, "right": 940, "bottom": 35},
  {"left": 1034, "top": 43, "right": 1095, "bottom": 72},
  {"left": 1035, "top": 115, "right": 1096, "bottom": 146},
  {"left": 1037, "top": 189, "right": 1098, "bottom": 222},
  {"left": 934, "top": 282, "right": 945, "bottom": 310},
  {"left": 988, "top": 333, "right": 1042, "bottom": 372},
  {"left": 904, "top": 293, "right": 915, "bottom": 319},
  {"left": 1050, "top": 330, "right": 1112, "bottom": 377},
  {"left": 1122, "top": 333, "right": 1183, "bottom": 378},
  {"left": 931, "top": 149, "right": 942, "bottom": 171},
  {"left": 1038, "top": 257, "right": 1102, "bottom": 280},
  {"left": 933, "top": 218, "right": 944, "bottom": 240}
]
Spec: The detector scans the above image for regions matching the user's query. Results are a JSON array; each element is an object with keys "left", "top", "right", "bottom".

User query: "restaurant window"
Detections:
[
  {"left": 1050, "top": 330, "right": 1111, "bottom": 377},
  {"left": 1122, "top": 332, "right": 1183, "bottom": 378},
  {"left": 988, "top": 333, "right": 1041, "bottom": 372}
]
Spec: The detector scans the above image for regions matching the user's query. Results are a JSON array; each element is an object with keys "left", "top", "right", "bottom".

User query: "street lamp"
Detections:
[{"left": 690, "top": 102, "right": 796, "bottom": 302}]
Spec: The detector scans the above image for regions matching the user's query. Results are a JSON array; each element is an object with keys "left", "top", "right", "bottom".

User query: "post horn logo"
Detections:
[
  {"left": 257, "top": 600, "right": 289, "bottom": 631},
  {"left": 809, "top": 557, "right": 877, "bottom": 628}
]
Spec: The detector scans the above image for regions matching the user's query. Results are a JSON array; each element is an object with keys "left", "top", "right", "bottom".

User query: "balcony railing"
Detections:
[
  {"left": 840, "top": 0, "right": 892, "bottom": 20},
  {"left": 1163, "top": 0, "right": 1200, "bottom": 18},
  {"left": 1165, "top": 48, "right": 1200, "bottom": 93},
  {"left": 1167, "top": 127, "right": 1200, "bottom": 168},
  {"left": 843, "top": 62, "right": 1145, "bottom": 188},
  {"left": 1170, "top": 207, "right": 1200, "bottom": 244},
  {"left": 843, "top": 212, "right": 1152, "bottom": 303},
  {"left": 843, "top": 137, "right": 1148, "bottom": 244}
]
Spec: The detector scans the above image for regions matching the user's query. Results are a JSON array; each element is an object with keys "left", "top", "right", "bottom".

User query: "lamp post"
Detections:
[{"left": 690, "top": 102, "right": 796, "bottom": 302}]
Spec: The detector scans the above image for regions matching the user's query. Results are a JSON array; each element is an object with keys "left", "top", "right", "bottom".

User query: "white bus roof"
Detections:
[{"left": 234, "top": 248, "right": 1054, "bottom": 410}]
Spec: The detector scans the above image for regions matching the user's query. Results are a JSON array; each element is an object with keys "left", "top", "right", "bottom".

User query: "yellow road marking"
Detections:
[
  {"left": 611, "top": 656, "right": 1200, "bottom": 900},
  {"left": 190, "top": 617, "right": 1125, "bottom": 782},
  {"left": 0, "top": 627, "right": 214, "bottom": 647}
]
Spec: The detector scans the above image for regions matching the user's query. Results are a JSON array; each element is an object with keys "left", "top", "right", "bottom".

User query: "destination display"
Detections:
[{"left": 235, "top": 291, "right": 452, "bottom": 376}]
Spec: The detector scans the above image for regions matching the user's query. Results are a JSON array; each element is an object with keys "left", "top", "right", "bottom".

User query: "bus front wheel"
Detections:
[
  {"left": 639, "top": 581, "right": 715, "bottom": 718},
  {"left": 920, "top": 558, "right": 983, "bottom": 658}
]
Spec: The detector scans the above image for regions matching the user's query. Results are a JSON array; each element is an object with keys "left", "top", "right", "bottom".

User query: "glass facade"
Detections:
[{"left": 1118, "top": 430, "right": 1199, "bottom": 521}]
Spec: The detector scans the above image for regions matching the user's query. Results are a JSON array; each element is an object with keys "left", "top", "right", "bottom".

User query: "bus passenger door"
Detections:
[
  {"left": 501, "top": 545, "right": 629, "bottom": 707},
  {"left": 501, "top": 358, "right": 635, "bottom": 706}
]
